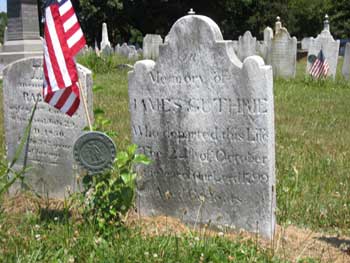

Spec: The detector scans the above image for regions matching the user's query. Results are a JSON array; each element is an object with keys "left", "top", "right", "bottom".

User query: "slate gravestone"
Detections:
[
  {"left": 269, "top": 25, "right": 297, "bottom": 78},
  {"left": 237, "top": 31, "right": 257, "bottom": 61},
  {"left": 129, "top": 14, "right": 276, "bottom": 239},
  {"left": 306, "top": 15, "right": 340, "bottom": 79},
  {"left": 143, "top": 34, "right": 163, "bottom": 60},
  {"left": 342, "top": 43, "right": 350, "bottom": 80},
  {"left": 3, "top": 57, "right": 93, "bottom": 198}
]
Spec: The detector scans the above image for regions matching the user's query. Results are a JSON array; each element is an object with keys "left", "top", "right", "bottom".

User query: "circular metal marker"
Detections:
[
  {"left": 308, "top": 54, "right": 317, "bottom": 64},
  {"left": 73, "top": 131, "right": 116, "bottom": 174}
]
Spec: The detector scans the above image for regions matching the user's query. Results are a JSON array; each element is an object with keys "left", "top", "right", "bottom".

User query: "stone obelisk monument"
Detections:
[{"left": 0, "top": 0, "right": 42, "bottom": 74}]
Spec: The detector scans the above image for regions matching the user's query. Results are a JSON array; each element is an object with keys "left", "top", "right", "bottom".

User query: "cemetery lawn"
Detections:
[{"left": 0, "top": 55, "right": 350, "bottom": 262}]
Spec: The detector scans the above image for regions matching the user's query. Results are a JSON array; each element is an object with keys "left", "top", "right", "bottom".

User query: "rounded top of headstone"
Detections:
[
  {"left": 166, "top": 14, "right": 223, "bottom": 46},
  {"left": 188, "top": 8, "right": 196, "bottom": 15}
]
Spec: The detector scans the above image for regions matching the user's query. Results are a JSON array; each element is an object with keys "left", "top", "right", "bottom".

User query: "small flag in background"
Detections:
[
  {"left": 43, "top": 0, "right": 86, "bottom": 116},
  {"left": 308, "top": 49, "right": 330, "bottom": 79}
]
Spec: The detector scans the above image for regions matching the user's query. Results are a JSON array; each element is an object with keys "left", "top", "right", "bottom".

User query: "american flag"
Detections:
[
  {"left": 43, "top": 0, "right": 86, "bottom": 116},
  {"left": 309, "top": 49, "right": 330, "bottom": 79}
]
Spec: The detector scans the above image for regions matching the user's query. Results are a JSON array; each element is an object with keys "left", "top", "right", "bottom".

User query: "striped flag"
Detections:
[
  {"left": 308, "top": 49, "right": 330, "bottom": 79},
  {"left": 43, "top": 0, "right": 86, "bottom": 116}
]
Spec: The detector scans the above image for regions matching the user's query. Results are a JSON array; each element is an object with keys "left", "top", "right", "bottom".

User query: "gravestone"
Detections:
[
  {"left": 143, "top": 34, "right": 163, "bottom": 60},
  {"left": 115, "top": 44, "right": 121, "bottom": 55},
  {"left": 100, "top": 22, "right": 111, "bottom": 51},
  {"left": 120, "top": 43, "right": 130, "bottom": 57},
  {"left": 301, "top": 37, "right": 311, "bottom": 50},
  {"left": 268, "top": 17, "right": 297, "bottom": 78},
  {"left": 306, "top": 15, "right": 339, "bottom": 79},
  {"left": 129, "top": 14, "right": 276, "bottom": 239},
  {"left": 237, "top": 31, "right": 256, "bottom": 61},
  {"left": 0, "top": 0, "right": 42, "bottom": 66},
  {"left": 3, "top": 57, "right": 93, "bottom": 198},
  {"left": 342, "top": 43, "right": 350, "bottom": 79},
  {"left": 128, "top": 45, "right": 139, "bottom": 60},
  {"left": 262, "top": 27, "right": 273, "bottom": 64}
]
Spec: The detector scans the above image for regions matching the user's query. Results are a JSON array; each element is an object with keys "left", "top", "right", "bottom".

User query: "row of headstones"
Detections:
[
  {"left": 4, "top": 10, "right": 350, "bottom": 240},
  {"left": 233, "top": 15, "right": 343, "bottom": 79},
  {"left": 4, "top": 11, "right": 275, "bottom": 239}
]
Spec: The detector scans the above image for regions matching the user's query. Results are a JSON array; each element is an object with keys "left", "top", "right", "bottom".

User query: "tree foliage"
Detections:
[
  {"left": 3, "top": 1, "right": 350, "bottom": 47},
  {"left": 0, "top": 12, "right": 7, "bottom": 44}
]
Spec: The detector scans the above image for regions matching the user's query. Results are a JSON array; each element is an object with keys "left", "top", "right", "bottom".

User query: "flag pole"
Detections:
[{"left": 77, "top": 78, "right": 93, "bottom": 131}]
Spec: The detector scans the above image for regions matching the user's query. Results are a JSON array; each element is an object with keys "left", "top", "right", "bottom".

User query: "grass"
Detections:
[
  {"left": 0, "top": 209, "right": 285, "bottom": 262},
  {"left": 0, "top": 54, "right": 349, "bottom": 261}
]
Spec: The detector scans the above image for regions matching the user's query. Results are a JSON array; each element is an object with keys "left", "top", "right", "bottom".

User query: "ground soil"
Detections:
[{"left": 2, "top": 194, "right": 350, "bottom": 263}]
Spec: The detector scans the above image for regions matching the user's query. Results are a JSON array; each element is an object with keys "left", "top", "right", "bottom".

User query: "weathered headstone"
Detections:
[
  {"left": 0, "top": 0, "right": 42, "bottom": 66},
  {"left": 342, "top": 43, "right": 350, "bottom": 79},
  {"left": 143, "top": 34, "right": 163, "bottom": 60},
  {"left": 306, "top": 15, "right": 340, "bottom": 79},
  {"left": 301, "top": 37, "right": 311, "bottom": 50},
  {"left": 115, "top": 44, "right": 121, "bottom": 55},
  {"left": 129, "top": 14, "right": 275, "bottom": 238},
  {"left": 100, "top": 22, "right": 111, "bottom": 51},
  {"left": 3, "top": 57, "right": 93, "bottom": 198},
  {"left": 120, "top": 43, "right": 130, "bottom": 58},
  {"left": 128, "top": 45, "right": 139, "bottom": 60},
  {"left": 262, "top": 27, "right": 274, "bottom": 63},
  {"left": 237, "top": 31, "right": 257, "bottom": 61},
  {"left": 268, "top": 17, "right": 297, "bottom": 78}
]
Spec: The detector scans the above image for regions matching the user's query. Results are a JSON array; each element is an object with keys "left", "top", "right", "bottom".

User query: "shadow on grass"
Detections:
[
  {"left": 318, "top": 236, "right": 350, "bottom": 254},
  {"left": 39, "top": 208, "right": 71, "bottom": 223}
]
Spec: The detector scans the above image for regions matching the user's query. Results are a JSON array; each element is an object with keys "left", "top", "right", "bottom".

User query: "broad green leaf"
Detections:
[
  {"left": 127, "top": 144, "right": 137, "bottom": 156},
  {"left": 134, "top": 154, "right": 152, "bottom": 165}
]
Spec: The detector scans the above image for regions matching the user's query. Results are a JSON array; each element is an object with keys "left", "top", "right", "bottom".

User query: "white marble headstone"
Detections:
[
  {"left": 237, "top": 31, "right": 257, "bottom": 61},
  {"left": 129, "top": 14, "right": 276, "bottom": 239},
  {"left": 269, "top": 26, "right": 297, "bottom": 78},
  {"left": 143, "top": 34, "right": 163, "bottom": 60},
  {"left": 306, "top": 15, "right": 340, "bottom": 79},
  {"left": 100, "top": 22, "right": 111, "bottom": 51}
]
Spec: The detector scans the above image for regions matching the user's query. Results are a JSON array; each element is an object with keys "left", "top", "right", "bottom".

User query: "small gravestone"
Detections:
[
  {"left": 100, "top": 22, "right": 111, "bottom": 51},
  {"left": 115, "top": 44, "right": 121, "bottom": 55},
  {"left": 262, "top": 27, "right": 274, "bottom": 64},
  {"left": 129, "top": 13, "right": 275, "bottom": 239},
  {"left": 128, "top": 45, "right": 139, "bottom": 60},
  {"left": 256, "top": 41, "right": 268, "bottom": 62},
  {"left": 301, "top": 37, "right": 311, "bottom": 50},
  {"left": 143, "top": 34, "right": 163, "bottom": 60},
  {"left": 268, "top": 17, "right": 297, "bottom": 78},
  {"left": 306, "top": 15, "right": 339, "bottom": 79},
  {"left": 3, "top": 57, "right": 93, "bottom": 198},
  {"left": 237, "top": 31, "right": 257, "bottom": 61},
  {"left": 342, "top": 43, "right": 350, "bottom": 79},
  {"left": 120, "top": 43, "right": 130, "bottom": 57}
]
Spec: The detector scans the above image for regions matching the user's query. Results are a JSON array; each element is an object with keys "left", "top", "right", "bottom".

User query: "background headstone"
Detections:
[
  {"left": 143, "top": 34, "right": 163, "bottom": 60},
  {"left": 269, "top": 26, "right": 297, "bottom": 78},
  {"left": 237, "top": 31, "right": 257, "bottom": 61},
  {"left": 128, "top": 45, "right": 139, "bottom": 60},
  {"left": 3, "top": 57, "right": 93, "bottom": 198},
  {"left": 306, "top": 15, "right": 340, "bottom": 79},
  {"left": 342, "top": 43, "right": 350, "bottom": 79},
  {"left": 100, "top": 22, "right": 111, "bottom": 51},
  {"left": 120, "top": 43, "right": 130, "bottom": 57},
  {"left": 129, "top": 14, "right": 275, "bottom": 239},
  {"left": 301, "top": 37, "right": 311, "bottom": 50}
]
